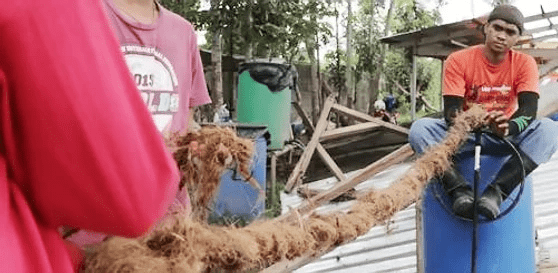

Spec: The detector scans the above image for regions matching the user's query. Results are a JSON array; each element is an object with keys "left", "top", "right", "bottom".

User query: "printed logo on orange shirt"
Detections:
[{"left": 465, "top": 84, "right": 513, "bottom": 114}]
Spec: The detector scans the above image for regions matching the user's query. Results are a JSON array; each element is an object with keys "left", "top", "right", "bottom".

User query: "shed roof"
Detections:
[{"left": 380, "top": 8, "right": 558, "bottom": 77}]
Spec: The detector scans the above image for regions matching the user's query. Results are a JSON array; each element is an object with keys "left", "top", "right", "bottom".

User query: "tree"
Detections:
[
  {"left": 209, "top": 0, "right": 224, "bottom": 115},
  {"left": 353, "top": 0, "right": 396, "bottom": 115},
  {"left": 158, "top": 0, "right": 201, "bottom": 22},
  {"left": 344, "top": 0, "right": 354, "bottom": 110}
]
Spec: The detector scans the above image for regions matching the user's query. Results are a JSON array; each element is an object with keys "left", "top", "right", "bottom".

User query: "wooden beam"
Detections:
[
  {"left": 516, "top": 48, "right": 558, "bottom": 60},
  {"left": 270, "top": 153, "right": 277, "bottom": 209},
  {"left": 285, "top": 97, "right": 335, "bottom": 192},
  {"left": 518, "top": 33, "right": 558, "bottom": 45},
  {"left": 411, "top": 46, "right": 417, "bottom": 121},
  {"left": 524, "top": 10, "right": 558, "bottom": 23},
  {"left": 395, "top": 28, "right": 481, "bottom": 48},
  {"left": 319, "top": 122, "right": 380, "bottom": 142},
  {"left": 292, "top": 101, "right": 315, "bottom": 135},
  {"left": 525, "top": 23, "right": 558, "bottom": 35},
  {"left": 450, "top": 39, "right": 469, "bottom": 48},
  {"left": 331, "top": 103, "right": 410, "bottom": 135},
  {"left": 297, "top": 186, "right": 356, "bottom": 201},
  {"left": 315, "top": 143, "right": 346, "bottom": 183},
  {"left": 278, "top": 144, "right": 414, "bottom": 221}
]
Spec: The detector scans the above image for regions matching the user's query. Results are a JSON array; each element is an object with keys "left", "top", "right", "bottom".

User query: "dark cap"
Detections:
[{"left": 488, "top": 4, "right": 524, "bottom": 34}]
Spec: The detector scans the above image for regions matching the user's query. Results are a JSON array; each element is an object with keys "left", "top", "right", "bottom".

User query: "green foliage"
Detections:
[
  {"left": 195, "top": 0, "right": 334, "bottom": 62},
  {"left": 391, "top": 0, "right": 441, "bottom": 34},
  {"left": 325, "top": 49, "right": 347, "bottom": 95},
  {"left": 352, "top": 1, "right": 384, "bottom": 81},
  {"left": 158, "top": 0, "right": 201, "bottom": 26}
]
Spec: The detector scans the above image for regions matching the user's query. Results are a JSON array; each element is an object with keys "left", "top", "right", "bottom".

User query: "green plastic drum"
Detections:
[{"left": 236, "top": 63, "right": 295, "bottom": 150}]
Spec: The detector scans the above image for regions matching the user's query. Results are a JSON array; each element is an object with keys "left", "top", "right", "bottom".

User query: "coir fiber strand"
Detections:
[
  {"left": 83, "top": 105, "right": 486, "bottom": 272},
  {"left": 168, "top": 126, "right": 255, "bottom": 222}
]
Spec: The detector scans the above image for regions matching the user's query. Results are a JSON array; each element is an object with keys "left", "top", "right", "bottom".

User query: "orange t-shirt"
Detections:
[{"left": 443, "top": 45, "right": 539, "bottom": 118}]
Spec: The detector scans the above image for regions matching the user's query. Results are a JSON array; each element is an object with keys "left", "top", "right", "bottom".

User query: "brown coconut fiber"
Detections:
[
  {"left": 168, "top": 126, "right": 256, "bottom": 222},
  {"left": 83, "top": 105, "right": 486, "bottom": 272}
]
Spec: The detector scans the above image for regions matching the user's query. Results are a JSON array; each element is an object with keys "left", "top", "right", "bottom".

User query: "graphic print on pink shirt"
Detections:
[{"left": 122, "top": 45, "right": 180, "bottom": 131}]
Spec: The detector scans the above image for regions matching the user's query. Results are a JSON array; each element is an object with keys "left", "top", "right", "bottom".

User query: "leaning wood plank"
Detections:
[
  {"left": 297, "top": 186, "right": 356, "bottom": 201},
  {"left": 319, "top": 122, "right": 380, "bottom": 142},
  {"left": 285, "top": 97, "right": 335, "bottom": 192},
  {"left": 278, "top": 143, "right": 415, "bottom": 221},
  {"left": 292, "top": 101, "right": 315, "bottom": 134},
  {"left": 315, "top": 143, "right": 346, "bottom": 183},
  {"left": 331, "top": 103, "right": 410, "bottom": 135}
]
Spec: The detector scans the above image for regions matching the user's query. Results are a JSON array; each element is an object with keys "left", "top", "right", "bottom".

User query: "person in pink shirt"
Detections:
[
  {"left": 65, "top": 0, "right": 212, "bottom": 249},
  {"left": 0, "top": 1, "right": 180, "bottom": 272}
]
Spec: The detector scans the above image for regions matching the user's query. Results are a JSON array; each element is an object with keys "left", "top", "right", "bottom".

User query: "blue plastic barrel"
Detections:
[
  {"left": 421, "top": 144, "right": 535, "bottom": 273},
  {"left": 210, "top": 125, "right": 269, "bottom": 224}
]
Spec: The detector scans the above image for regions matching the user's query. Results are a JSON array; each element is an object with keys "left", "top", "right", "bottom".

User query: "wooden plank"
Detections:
[
  {"left": 270, "top": 153, "right": 277, "bottom": 209},
  {"left": 285, "top": 96, "right": 335, "bottom": 192},
  {"left": 331, "top": 103, "right": 410, "bottom": 136},
  {"left": 315, "top": 143, "right": 346, "bottom": 183},
  {"left": 524, "top": 10, "right": 558, "bottom": 23},
  {"left": 292, "top": 101, "right": 315, "bottom": 134},
  {"left": 319, "top": 122, "right": 380, "bottom": 142},
  {"left": 297, "top": 186, "right": 356, "bottom": 201},
  {"left": 278, "top": 143, "right": 415, "bottom": 221},
  {"left": 393, "top": 27, "right": 481, "bottom": 49}
]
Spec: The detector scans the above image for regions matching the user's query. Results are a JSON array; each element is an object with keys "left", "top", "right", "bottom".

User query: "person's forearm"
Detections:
[{"left": 508, "top": 92, "right": 538, "bottom": 136}]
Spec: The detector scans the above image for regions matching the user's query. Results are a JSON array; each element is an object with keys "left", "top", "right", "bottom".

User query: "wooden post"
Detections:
[
  {"left": 315, "top": 144, "right": 346, "bottom": 183},
  {"left": 270, "top": 153, "right": 277, "bottom": 210},
  {"left": 292, "top": 101, "right": 315, "bottom": 133},
  {"left": 440, "top": 58, "right": 445, "bottom": 112},
  {"left": 285, "top": 96, "right": 335, "bottom": 192},
  {"left": 411, "top": 43, "right": 417, "bottom": 121}
]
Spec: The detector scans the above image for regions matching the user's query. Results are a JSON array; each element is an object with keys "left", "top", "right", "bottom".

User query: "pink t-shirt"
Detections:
[
  {"left": 0, "top": 1, "right": 179, "bottom": 272},
  {"left": 65, "top": 0, "right": 210, "bottom": 249},
  {"left": 104, "top": 0, "right": 211, "bottom": 133}
]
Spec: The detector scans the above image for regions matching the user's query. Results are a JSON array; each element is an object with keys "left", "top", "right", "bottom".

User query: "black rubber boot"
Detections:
[
  {"left": 478, "top": 149, "right": 538, "bottom": 220},
  {"left": 452, "top": 187, "right": 475, "bottom": 220},
  {"left": 442, "top": 167, "right": 474, "bottom": 219},
  {"left": 478, "top": 184, "right": 503, "bottom": 220}
]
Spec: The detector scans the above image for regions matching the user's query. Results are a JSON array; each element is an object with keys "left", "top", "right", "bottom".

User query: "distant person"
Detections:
[
  {"left": 0, "top": 1, "right": 179, "bottom": 272},
  {"left": 373, "top": 100, "right": 391, "bottom": 123},
  {"left": 373, "top": 99, "right": 397, "bottom": 124},
  {"left": 384, "top": 94, "right": 398, "bottom": 114},
  {"left": 409, "top": 5, "right": 558, "bottom": 220}
]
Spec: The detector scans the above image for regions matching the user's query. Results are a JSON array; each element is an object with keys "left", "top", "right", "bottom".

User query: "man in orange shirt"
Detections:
[{"left": 409, "top": 5, "right": 558, "bottom": 220}]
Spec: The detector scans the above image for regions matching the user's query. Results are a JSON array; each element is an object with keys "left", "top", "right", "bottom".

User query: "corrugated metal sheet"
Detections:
[{"left": 281, "top": 137, "right": 558, "bottom": 273}]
